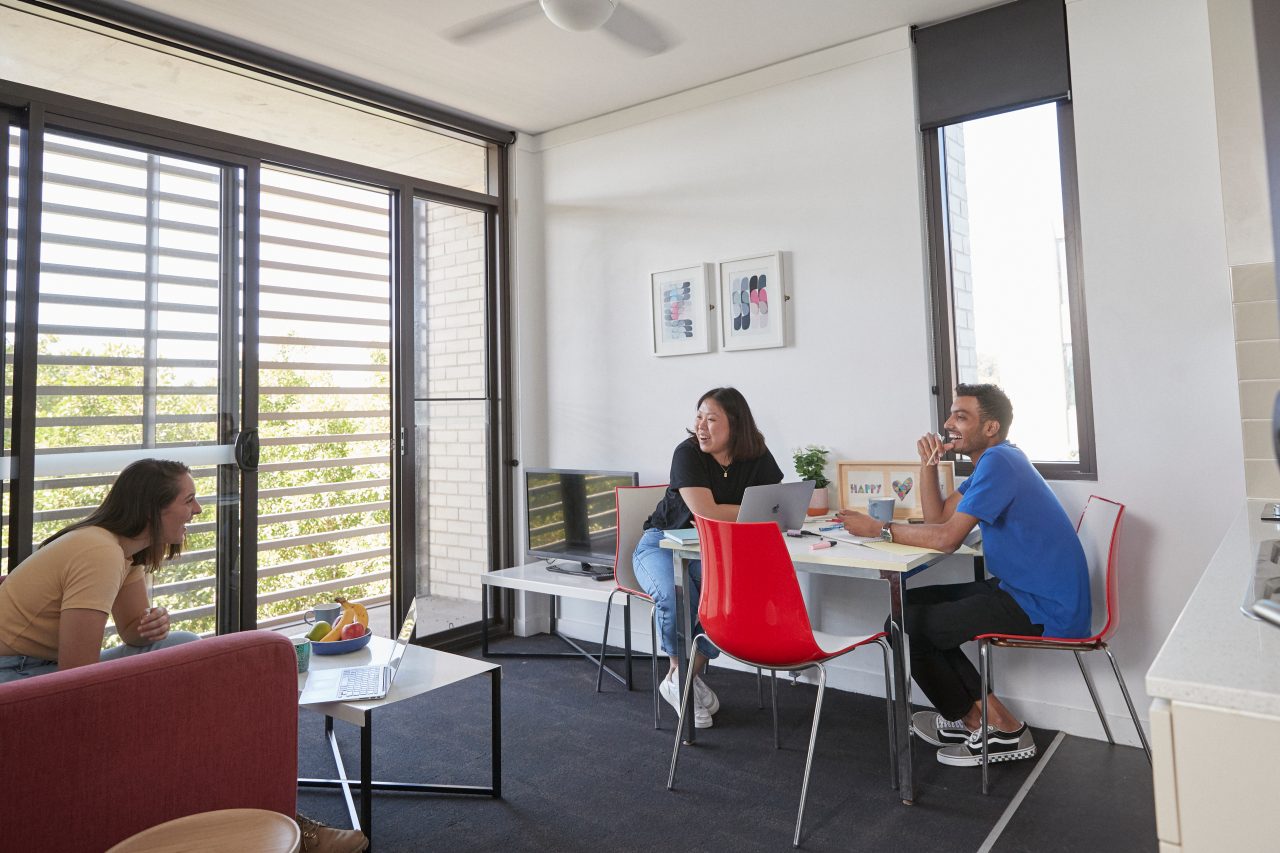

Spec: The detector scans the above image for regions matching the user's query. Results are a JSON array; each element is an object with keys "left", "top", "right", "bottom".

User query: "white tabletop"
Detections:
[
  {"left": 658, "top": 524, "right": 951, "bottom": 576},
  {"left": 298, "top": 635, "right": 498, "bottom": 726},
  {"left": 481, "top": 562, "right": 620, "bottom": 601},
  {"left": 1147, "top": 501, "right": 1280, "bottom": 716}
]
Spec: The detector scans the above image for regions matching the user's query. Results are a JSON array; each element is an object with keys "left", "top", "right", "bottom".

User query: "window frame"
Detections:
[{"left": 923, "top": 99, "right": 1097, "bottom": 480}]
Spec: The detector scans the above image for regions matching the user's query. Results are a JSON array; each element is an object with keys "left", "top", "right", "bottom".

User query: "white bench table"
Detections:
[{"left": 480, "top": 561, "right": 654, "bottom": 688}]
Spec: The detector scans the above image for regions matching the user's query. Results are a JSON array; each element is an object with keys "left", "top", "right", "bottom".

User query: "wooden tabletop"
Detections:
[{"left": 106, "top": 808, "right": 300, "bottom": 853}]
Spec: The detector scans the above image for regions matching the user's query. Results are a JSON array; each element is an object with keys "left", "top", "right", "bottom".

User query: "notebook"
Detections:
[
  {"left": 737, "top": 481, "right": 815, "bottom": 531},
  {"left": 662, "top": 528, "right": 699, "bottom": 545},
  {"left": 298, "top": 600, "right": 418, "bottom": 705}
]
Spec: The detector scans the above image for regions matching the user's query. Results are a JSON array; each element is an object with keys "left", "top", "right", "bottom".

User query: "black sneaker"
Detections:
[
  {"left": 936, "top": 723, "right": 1036, "bottom": 766},
  {"left": 911, "top": 711, "right": 973, "bottom": 747}
]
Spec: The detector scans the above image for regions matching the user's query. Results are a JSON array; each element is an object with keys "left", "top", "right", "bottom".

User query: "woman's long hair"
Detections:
[
  {"left": 687, "top": 386, "right": 768, "bottom": 461},
  {"left": 43, "top": 459, "right": 191, "bottom": 571}
]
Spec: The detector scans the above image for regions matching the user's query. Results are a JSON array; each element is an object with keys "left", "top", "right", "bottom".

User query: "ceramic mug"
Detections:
[
  {"left": 867, "top": 496, "right": 896, "bottom": 524},
  {"left": 304, "top": 602, "right": 343, "bottom": 627},
  {"left": 291, "top": 636, "right": 311, "bottom": 673}
]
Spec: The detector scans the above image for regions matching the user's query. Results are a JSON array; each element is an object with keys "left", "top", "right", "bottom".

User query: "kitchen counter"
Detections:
[
  {"left": 1146, "top": 500, "right": 1280, "bottom": 713},
  {"left": 1145, "top": 499, "right": 1280, "bottom": 852}
]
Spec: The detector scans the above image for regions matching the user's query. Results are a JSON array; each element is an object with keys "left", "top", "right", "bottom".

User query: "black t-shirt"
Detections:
[{"left": 644, "top": 437, "right": 785, "bottom": 531}]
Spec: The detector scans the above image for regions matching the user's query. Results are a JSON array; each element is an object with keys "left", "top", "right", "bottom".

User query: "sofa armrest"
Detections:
[{"left": 0, "top": 630, "right": 298, "bottom": 852}]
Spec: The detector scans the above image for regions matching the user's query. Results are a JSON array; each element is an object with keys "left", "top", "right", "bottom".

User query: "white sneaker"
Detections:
[
  {"left": 693, "top": 675, "right": 720, "bottom": 715},
  {"left": 660, "top": 673, "right": 712, "bottom": 728}
]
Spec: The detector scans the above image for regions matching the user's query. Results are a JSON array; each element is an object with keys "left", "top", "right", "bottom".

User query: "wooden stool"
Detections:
[{"left": 106, "top": 808, "right": 300, "bottom": 853}]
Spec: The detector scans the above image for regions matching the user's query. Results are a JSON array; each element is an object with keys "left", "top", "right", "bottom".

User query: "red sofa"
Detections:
[{"left": 0, "top": 630, "right": 299, "bottom": 852}]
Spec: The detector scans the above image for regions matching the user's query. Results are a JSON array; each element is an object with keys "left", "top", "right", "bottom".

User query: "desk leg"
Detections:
[
  {"left": 885, "top": 571, "right": 914, "bottom": 804},
  {"left": 362, "top": 712, "right": 373, "bottom": 845},
  {"left": 673, "top": 551, "right": 696, "bottom": 745},
  {"left": 491, "top": 667, "right": 502, "bottom": 798}
]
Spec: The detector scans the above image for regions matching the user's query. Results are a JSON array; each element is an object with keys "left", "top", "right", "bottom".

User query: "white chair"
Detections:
[
  {"left": 595, "top": 484, "right": 665, "bottom": 727},
  {"left": 974, "top": 495, "right": 1151, "bottom": 793}
]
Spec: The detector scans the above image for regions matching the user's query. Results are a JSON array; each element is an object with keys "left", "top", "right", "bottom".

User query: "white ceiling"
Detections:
[{"left": 97, "top": 0, "right": 1000, "bottom": 136}]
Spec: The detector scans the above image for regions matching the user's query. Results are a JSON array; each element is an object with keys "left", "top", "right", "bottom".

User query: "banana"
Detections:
[
  {"left": 319, "top": 606, "right": 352, "bottom": 642},
  {"left": 336, "top": 597, "right": 369, "bottom": 629}
]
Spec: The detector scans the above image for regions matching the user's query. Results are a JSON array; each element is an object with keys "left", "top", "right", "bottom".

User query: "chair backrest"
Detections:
[
  {"left": 1076, "top": 495, "right": 1125, "bottom": 641},
  {"left": 692, "top": 514, "right": 824, "bottom": 667},
  {"left": 614, "top": 484, "right": 667, "bottom": 595}
]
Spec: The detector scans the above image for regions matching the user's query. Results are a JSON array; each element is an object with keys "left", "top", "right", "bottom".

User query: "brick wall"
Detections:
[{"left": 415, "top": 202, "right": 490, "bottom": 602}]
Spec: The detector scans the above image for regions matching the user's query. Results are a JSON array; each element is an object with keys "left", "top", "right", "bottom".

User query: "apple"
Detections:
[
  {"left": 341, "top": 623, "right": 366, "bottom": 641},
  {"left": 306, "top": 621, "right": 332, "bottom": 641}
]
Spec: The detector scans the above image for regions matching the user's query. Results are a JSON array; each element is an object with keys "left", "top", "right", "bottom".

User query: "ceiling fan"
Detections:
[{"left": 442, "top": 0, "right": 676, "bottom": 56}]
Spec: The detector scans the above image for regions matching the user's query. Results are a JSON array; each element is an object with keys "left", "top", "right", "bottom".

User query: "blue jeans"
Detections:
[
  {"left": 632, "top": 527, "right": 718, "bottom": 659},
  {"left": 0, "top": 631, "right": 201, "bottom": 684}
]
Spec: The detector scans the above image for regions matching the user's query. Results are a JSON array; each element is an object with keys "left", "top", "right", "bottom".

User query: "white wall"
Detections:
[{"left": 513, "top": 0, "right": 1245, "bottom": 745}]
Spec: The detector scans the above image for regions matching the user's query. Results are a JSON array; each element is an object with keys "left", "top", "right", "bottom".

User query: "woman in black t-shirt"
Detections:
[{"left": 633, "top": 387, "right": 783, "bottom": 728}]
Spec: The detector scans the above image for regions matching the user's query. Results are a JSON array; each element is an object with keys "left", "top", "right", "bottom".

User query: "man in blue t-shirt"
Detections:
[{"left": 837, "top": 384, "right": 1089, "bottom": 767}]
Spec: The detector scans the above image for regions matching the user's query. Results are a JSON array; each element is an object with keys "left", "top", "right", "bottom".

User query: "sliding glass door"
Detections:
[{"left": 6, "top": 127, "right": 245, "bottom": 637}]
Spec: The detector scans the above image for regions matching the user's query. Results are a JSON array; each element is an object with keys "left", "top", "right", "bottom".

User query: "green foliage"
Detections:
[
  {"left": 12, "top": 336, "right": 391, "bottom": 638},
  {"left": 792, "top": 445, "right": 831, "bottom": 489}
]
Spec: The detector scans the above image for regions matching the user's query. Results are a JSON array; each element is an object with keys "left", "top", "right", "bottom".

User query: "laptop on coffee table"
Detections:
[{"left": 299, "top": 600, "right": 418, "bottom": 705}]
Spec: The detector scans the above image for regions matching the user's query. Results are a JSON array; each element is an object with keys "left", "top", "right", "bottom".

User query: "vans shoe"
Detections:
[
  {"left": 911, "top": 711, "right": 972, "bottom": 747},
  {"left": 936, "top": 723, "right": 1036, "bottom": 766}
]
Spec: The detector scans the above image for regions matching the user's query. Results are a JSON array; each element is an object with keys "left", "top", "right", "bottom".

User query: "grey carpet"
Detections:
[{"left": 297, "top": 635, "right": 1054, "bottom": 852}]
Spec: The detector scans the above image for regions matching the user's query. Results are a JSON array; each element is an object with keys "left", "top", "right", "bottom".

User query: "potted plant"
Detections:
[{"left": 793, "top": 445, "right": 831, "bottom": 516}]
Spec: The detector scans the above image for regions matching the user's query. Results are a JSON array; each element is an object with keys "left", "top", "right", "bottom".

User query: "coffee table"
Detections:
[{"left": 297, "top": 636, "right": 501, "bottom": 846}]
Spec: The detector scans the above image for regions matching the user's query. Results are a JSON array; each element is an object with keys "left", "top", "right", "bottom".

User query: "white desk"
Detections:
[
  {"left": 662, "top": 530, "right": 965, "bottom": 806},
  {"left": 297, "top": 636, "right": 501, "bottom": 845},
  {"left": 480, "top": 561, "right": 654, "bottom": 689}
]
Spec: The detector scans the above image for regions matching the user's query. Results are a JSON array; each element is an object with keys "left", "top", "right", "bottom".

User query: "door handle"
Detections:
[{"left": 234, "top": 429, "right": 259, "bottom": 472}]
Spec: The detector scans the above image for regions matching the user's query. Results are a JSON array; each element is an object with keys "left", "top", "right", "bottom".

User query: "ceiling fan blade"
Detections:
[
  {"left": 600, "top": 3, "right": 678, "bottom": 56},
  {"left": 442, "top": 1, "right": 542, "bottom": 44}
]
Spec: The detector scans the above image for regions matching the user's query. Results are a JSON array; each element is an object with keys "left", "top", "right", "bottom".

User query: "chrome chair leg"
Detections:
[
  {"left": 980, "top": 640, "right": 991, "bottom": 795},
  {"left": 667, "top": 634, "right": 704, "bottom": 790},
  {"left": 650, "top": 604, "right": 661, "bottom": 729},
  {"left": 794, "top": 663, "right": 828, "bottom": 848},
  {"left": 1103, "top": 645, "right": 1152, "bottom": 761},
  {"left": 756, "top": 667, "right": 764, "bottom": 708},
  {"left": 595, "top": 589, "right": 620, "bottom": 693},
  {"left": 771, "top": 669, "right": 780, "bottom": 749},
  {"left": 877, "top": 638, "right": 898, "bottom": 790},
  {"left": 1074, "top": 649, "right": 1115, "bottom": 745}
]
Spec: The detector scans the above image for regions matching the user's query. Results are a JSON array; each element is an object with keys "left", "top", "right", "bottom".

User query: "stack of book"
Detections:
[{"left": 662, "top": 528, "right": 699, "bottom": 545}]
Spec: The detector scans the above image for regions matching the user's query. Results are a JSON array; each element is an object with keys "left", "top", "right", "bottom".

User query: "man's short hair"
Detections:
[{"left": 955, "top": 383, "right": 1013, "bottom": 441}]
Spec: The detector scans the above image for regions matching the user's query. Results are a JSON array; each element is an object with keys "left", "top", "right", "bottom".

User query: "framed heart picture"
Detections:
[{"left": 836, "top": 460, "right": 956, "bottom": 519}]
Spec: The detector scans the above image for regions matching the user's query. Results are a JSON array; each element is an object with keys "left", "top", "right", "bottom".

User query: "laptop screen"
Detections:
[{"left": 386, "top": 600, "right": 418, "bottom": 675}]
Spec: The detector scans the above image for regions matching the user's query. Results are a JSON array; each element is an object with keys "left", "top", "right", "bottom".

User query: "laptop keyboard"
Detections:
[{"left": 338, "top": 665, "right": 383, "bottom": 697}]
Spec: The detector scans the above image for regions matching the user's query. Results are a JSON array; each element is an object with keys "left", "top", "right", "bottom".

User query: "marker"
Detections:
[{"left": 809, "top": 540, "right": 836, "bottom": 551}]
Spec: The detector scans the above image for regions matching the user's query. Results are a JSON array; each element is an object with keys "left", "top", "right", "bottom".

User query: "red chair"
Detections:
[
  {"left": 667, "top": 515, "right": 896, "bottom": 848},
  {"left": 973, "top": 494, "right": 1151, "bottom": 793}
]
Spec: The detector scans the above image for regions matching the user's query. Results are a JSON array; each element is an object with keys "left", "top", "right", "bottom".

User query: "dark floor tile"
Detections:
[{"left": 989, "top": 733, "right": 1156, "bottom": 853}]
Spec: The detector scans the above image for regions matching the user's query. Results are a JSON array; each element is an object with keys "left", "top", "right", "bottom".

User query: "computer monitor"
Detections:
[{"left": 525, "top": 468, "right": 639, "bottom": 568}]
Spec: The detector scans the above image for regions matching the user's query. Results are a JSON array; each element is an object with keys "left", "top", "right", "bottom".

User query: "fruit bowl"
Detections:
[{"left": 311, "top": 626, "right": 373, "bottom": 655}]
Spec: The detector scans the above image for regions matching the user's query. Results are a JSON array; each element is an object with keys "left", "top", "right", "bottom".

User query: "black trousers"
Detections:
[{"left": 892, "top": 578, "right": 1042, "bottom": 721}]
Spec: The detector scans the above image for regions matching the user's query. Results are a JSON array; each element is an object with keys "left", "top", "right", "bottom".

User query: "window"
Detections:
[
  {"left": 916, "top": 0, "right": 1095, "bottom": 478},
  {"left": 925, "top": 102, "right": 1094, "bottom": 477}
]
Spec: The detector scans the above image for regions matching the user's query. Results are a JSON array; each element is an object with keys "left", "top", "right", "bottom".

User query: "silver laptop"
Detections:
[
  {"left": 737, "top": 481, "right": 815, "bottom": 531},
  {"left": 298, "top": 601, "right": 418, "bottom": 705}
]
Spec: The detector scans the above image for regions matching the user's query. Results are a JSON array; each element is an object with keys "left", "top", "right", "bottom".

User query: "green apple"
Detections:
[{"left": 306, "top": 621, "right": 332, "bottom": 641}]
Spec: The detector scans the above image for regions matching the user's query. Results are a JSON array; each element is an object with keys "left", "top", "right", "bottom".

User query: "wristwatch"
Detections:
[{"left": 880, "top": 523, "right": 894, "bottom": 543}]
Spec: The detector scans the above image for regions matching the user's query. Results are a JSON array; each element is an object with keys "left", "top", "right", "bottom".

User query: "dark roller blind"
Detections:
[{"left": 915, "top": 0, "right": 1070, "bottom": 130}]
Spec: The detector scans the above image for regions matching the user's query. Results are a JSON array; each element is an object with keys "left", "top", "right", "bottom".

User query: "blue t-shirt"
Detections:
[{"left": 956, "top": 442, "right": 1090, "bottom": 638}]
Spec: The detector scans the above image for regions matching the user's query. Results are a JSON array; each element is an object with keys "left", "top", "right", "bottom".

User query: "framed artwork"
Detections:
[
  {"left": 718, "top": 251, "right": 784, "bottom": 351},
  {"left": 837, "top": 460, "right": 956, "bottom": 520},
  {"left": 650, "top": 263, "right": 712, "bottom": 356}
]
